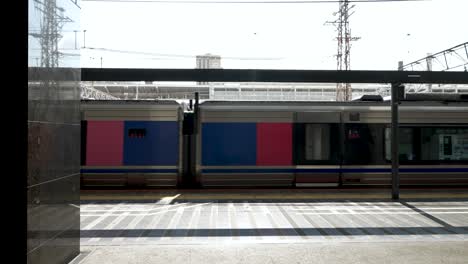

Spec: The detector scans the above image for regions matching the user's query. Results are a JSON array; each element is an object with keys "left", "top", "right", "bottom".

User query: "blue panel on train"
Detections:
[
  {"left": 202, "top": 123, "right": 256, "bottom": 165},
  {"left": 123, "top": 121, "right": 179, "bottom": 165}
]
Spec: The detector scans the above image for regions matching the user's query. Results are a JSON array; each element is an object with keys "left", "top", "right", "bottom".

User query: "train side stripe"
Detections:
[
  {"left": 201, "top": 168, "right": 468, "bottom": 173},
  {"left": 202, "top": 169, "right": 296, "bottom": 173},
  {"left": 81, "top": 169, "right": 178, "bottom": 173},
  {"left": 83, "top": 168, "right": 468, "bottom": 174}
]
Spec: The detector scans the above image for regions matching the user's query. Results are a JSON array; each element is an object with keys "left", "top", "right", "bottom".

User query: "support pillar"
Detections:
[{"left": 391, "top": 82, "right": 400, "bottom": 200}]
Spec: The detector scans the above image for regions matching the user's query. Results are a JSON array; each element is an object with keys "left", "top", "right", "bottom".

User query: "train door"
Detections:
[
  {"left": 294, "top": 111, "right": 342, "bottom": 187},
  {"left": 341, "top": 112, "right": 389, "bottom": 186}
]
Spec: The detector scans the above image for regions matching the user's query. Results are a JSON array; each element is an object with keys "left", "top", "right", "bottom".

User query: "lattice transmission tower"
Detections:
[
  {"left": 326, "top": 0, "right": 360, "bottom": 101},
  {"left": 30, "top": 0, "right": 73, "bottom": 68}
]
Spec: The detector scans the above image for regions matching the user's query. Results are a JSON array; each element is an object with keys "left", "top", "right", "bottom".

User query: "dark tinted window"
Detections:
[
  {"left": 385, "top": 128, "right": 416, "bottom": 161},
  {"left": 128, "top": 128, "right": 147, "bottom": 138},
  {"left": 344, "top": 124, "right": 386, "bottom": 165}
]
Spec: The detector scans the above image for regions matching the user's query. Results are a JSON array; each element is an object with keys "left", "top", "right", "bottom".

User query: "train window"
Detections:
[
  {"left": 349, "top": 112, "right": 360, "bottom": 121},
  {"left": 344, "top": 124, "right": 386, "bottom": 165},
  {"left": 305, "top": 124, "right": 330, "bottom": 160},
  {"left": 128, "top": 128, "right": 147, "bottom": 138},
  {"left": 420, "top": 127, "right": 468, "bottom": 161},
  {"left": 384, "top": 127, "right": 468, "bottom": 162},
  {"left": 295, "top": 123, "right": 340, "bottom": 164},
  {"left": 384, "top": 128, "right": 416, "bottom": 161}
]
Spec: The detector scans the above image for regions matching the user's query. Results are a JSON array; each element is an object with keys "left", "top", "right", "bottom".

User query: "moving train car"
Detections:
[
  {"left": 80, "top": 95, "right": 468, "bottom": 188},
  {"left": 194, "top": 98, "right": 468, "bottom": 187},
  {"left": 80, "top": 100, "right": 184, "bottom": 187}
]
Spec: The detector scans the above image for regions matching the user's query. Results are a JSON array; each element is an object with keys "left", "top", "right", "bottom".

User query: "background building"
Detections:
[
  {"left": 196, "top": 53, "right": 222, "bottom": 85},
  {"left": 196, "top": 53, "right": 222, "bottom": 69}
]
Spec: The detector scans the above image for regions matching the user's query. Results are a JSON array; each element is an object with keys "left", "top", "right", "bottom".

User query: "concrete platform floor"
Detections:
[
  {"left": 73, "top": 189, "right": 468, "bottom": 264},
  {"left": 74, "top": 242, "right": 468, "bottom": 264}
]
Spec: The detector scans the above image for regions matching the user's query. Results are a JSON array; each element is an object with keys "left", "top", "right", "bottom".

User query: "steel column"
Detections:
[{"left": 391, "top": 82, "right": 400, "bottom": 200}]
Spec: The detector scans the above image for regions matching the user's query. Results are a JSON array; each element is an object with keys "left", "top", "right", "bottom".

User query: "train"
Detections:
[{"left": 80, "top": 94, "right": 468, "bottom": 188}]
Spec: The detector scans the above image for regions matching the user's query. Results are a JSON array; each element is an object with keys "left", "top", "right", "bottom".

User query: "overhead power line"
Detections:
[
  {"left": 83, "top": 47, "right": 284, "bottom": 60},
  {"left": 402, "top": 42, "right": 468, "bottom": 71}
]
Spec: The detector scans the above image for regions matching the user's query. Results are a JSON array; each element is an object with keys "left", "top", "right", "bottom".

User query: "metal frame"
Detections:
[
  {"left": 81, "top": 83, "right": 117, "bottom": 99},
  {"left": 80, "top": 68, "right": 468, "bottom": 84},
  {"left": 391, "top": 83, "right": 402, "bottom": 199},
  {"left": 402, "top": 42, "right": 468, "bottom": 72}
]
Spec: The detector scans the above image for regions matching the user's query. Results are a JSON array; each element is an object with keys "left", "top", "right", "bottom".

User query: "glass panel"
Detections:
[
  {"left": 128, "top": 128, "right": 147, "bottom": 138},
  {"left": 295, "top": 123, "right": 339, "bottom": 165},
  {"left": 421, "top": 128, "right": 468, "bottom": 161},
  {"left": 305, "top": 124, "right": 330, "bottom": 161},
  {"left": 385, "top": 128, "right": 391, "bottom": 160},
  {"left": 344, "top": 124, "right": 385, "bottom": 165},
  {"left": 385, "top": 128, "right": 415, "bottom": 161}
]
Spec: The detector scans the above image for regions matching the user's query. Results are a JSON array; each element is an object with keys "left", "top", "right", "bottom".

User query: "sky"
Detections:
[{"left": 30, "top": 0, "right": 468, "bottom": 70}]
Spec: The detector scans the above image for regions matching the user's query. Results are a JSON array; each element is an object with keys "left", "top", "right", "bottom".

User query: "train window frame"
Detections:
[
  {"left": 384, "top": 124, "right": 468, "bottom": 165},
  {"left": 293, "top": 123, "right": 341, "bottom": 165}
]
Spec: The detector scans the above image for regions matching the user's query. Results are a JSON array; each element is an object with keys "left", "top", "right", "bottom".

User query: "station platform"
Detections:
[{"left": 74, "top": 188, "right": 468, "bottom": 264}]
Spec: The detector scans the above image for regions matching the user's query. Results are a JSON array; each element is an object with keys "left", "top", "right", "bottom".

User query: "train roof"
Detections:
[
  {"left": 403, "top": 93, "right": 468, "bottom": 102},
  {"left": 200, "top": 100, "right": 389, "bottom": 106},
  {"left": 199, "top": 99, "right": 468, "bottom": 107}
]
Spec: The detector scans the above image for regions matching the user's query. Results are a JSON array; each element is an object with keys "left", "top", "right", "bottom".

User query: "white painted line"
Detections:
[
  {"left": 291, "top": 207, "right": 468, "bottom": 211},
  {"left": 297, "top": 212, "right": 468, "bottom": 215},
  {"left": 80, "top": 200, "right": 208, "bottom": 213},
  {"left": 82, "top": 203, "right": 124, "bottom": 230}
]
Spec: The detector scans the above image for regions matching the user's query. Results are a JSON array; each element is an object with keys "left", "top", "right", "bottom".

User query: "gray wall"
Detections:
[{"left": 28, "top": 0, "right": 81, "bottom": 263}]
